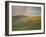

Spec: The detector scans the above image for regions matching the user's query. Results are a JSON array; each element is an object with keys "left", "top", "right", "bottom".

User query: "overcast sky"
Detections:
[{"left": 12, "top": 6, "right": 41, "bottom": 16}]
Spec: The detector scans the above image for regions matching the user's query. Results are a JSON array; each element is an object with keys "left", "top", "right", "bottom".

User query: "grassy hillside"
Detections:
[{"left": 12, "top": 16, "right": 41, "bottom": 31}]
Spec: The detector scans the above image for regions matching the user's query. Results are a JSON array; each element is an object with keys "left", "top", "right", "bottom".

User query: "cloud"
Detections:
[{"left": 12, "top": 6, "right": 41, "bottom": 16}]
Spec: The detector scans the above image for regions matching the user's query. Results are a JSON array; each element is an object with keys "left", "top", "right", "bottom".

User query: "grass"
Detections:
[{"left": 12, "top": 16, "right": 41, "bottom": 31}]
